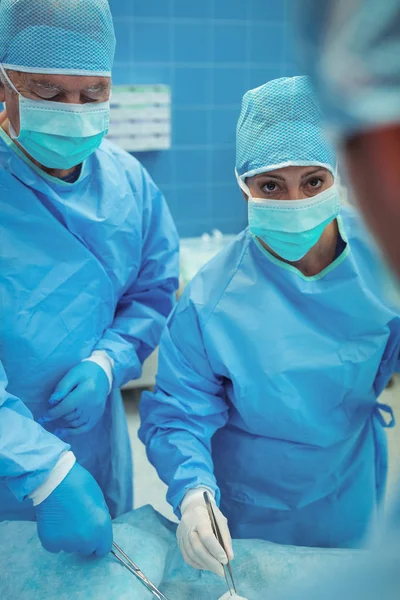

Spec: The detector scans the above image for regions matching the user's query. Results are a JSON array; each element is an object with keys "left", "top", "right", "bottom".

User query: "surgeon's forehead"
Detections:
[{"left": 12, "top": 71, "right": 111, "bottom": 92}]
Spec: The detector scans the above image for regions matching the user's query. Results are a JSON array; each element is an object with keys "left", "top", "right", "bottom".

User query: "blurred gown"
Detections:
[{"left": 292, "top": 0, "right": 400, "bottom": 139}]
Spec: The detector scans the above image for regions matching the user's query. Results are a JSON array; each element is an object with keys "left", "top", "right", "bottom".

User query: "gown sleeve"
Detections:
[
  {"left": 139, "top": 294, "right": 229, "bottom": 515},
  {"left": 0, "top": 361, "right": 70, "bottom": 502},
  {"left": 95, "top": 165, "right": 180, "bottom": 388}
]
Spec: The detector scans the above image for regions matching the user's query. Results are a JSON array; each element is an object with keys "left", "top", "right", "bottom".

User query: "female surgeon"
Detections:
[{"left": 139, "top": 76, "right": 400, "bottom": 577}]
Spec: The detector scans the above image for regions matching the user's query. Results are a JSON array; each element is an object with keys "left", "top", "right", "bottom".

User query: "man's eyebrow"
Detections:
[
  {"left": 85, "top": 83, "right": 110, "bottom": 93},
  {"left": 29, "top": 79, "right": 64, "bottom": 92}
]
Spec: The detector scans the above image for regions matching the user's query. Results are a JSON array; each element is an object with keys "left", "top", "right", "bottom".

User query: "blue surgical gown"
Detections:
[
  {"left": 139, "top": 208, "right": 400, "bottom": 548},
  {"left": 0, "top": 130, "right": 179, "bottom": 520}
]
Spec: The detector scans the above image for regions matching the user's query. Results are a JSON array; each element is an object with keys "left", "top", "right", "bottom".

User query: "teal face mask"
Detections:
[
  {"left": 247, "top": 185, "right": 341, "bottom": 262},
  {"left": 1, "top": 65, "right": 109, "bottom": 170}
]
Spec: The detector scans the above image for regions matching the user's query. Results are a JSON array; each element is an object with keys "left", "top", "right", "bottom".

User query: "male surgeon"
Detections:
[{"left": 0, "top": 0, "right": 179, "bottom": 556}]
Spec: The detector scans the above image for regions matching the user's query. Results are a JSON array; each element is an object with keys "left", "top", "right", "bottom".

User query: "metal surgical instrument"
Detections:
[
  {"left": 112, "top": 541, "right": 170, "bottom": 600},
  {"left": 203, "top": 491, "right": 238, "bottom": 597}
]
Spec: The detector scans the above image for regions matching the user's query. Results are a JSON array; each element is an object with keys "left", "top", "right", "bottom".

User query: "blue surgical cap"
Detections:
[
  {"left": 236, "top": 76, "right": 336, "bottom": 180},
  {"left": 0, "top": 0, "right": 116, "bottom": 77}
]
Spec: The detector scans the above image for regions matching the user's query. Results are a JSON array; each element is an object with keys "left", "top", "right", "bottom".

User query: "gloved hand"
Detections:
[
  {"left": 177, "top": 489, "right": 234, "bottom": 577},
  {"left": 36, "top": 462, "right": 113, "bottom": 556},
  {"left": 40, "top": 362, "right": 110, "bottom": 437}
]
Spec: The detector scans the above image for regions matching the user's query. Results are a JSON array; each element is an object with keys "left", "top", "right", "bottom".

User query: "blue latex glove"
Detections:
[
  {"left": 40, "top": 362, "right": 110, "bottom": 437},
  {"left": 36, "top": 463, "right": 113, "bottom": 556}
]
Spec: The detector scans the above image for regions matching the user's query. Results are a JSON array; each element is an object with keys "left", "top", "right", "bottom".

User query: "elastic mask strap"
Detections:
[
  {"left": 334, "top": 162, "right": 339, "bottom": 180},
  {"left": 0, "top": 64, "right": 21, "bottom": 140},
  {"left": 333, "top": 164, "right": 340, "bottom": 195},
  {"left": 235, "top": 168, "right": 252, "bottom": 198},
  {"left": 0, "top": 63, "right": 20, "bottom": 96}
]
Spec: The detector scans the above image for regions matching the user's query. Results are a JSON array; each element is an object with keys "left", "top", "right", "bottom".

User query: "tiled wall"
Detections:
[{"left": 109, "top": 0, "right": 299, "bottom": 237}]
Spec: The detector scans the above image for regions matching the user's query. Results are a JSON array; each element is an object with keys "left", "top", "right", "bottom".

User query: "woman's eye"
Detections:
[
  {"left": 263, "top": 181, "right": 278, "bottom": 192},
  {"left": 307, "top": 177, "right": 323, "bottom": 188}
]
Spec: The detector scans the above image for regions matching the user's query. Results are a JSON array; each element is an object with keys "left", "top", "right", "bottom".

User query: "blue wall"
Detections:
[{"left": 109, "top": 0, "right": 299, "bottom": 237}]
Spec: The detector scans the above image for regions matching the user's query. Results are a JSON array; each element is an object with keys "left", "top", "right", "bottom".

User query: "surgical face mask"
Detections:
[
  {"left": 0, "top": 65, "right": 110, "bottom": 170},
  {"left": 245, "top": 184, "right": 341, "bottom": 262}
]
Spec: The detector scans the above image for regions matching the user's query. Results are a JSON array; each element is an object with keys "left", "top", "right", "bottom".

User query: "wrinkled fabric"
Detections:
[
  {"left": 0, "top": 0, "right": 115, "bottom": 76},
  {"left": 140, "top": 206, "right": 400, "bottom": 548},
  {"left": 0, "top": 505, "right": 362, "bottom": 600},
  {"left": 0, "top": 361, "right": 69, "bottom": 510},
  {"left": 236, "top": 76, "right": 336, "bottom": 180},
  {"left": 292, "top": 0, "right": 400, "bottom": 139},
  {"left": 0, "top": 130, "right": 179, "bottom": 520}
]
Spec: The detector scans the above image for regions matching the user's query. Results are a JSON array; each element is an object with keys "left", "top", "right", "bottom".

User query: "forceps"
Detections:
[
  {"left": 112, "top": 541, "right": 170, "bottom": 600},
  {"left": 203, "top": 491, "right": 238, "bottom": 597}
]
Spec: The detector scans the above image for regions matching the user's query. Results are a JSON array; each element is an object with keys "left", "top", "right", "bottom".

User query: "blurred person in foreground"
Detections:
[
  {"left": 293, "top": 0, "right": 400, "bottom": 280},
  {"left": 273, "top": 2, "right": 400, "bottom": 598}
]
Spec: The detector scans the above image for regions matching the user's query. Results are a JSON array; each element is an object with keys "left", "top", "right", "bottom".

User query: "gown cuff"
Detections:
[
  {"left": 29, "top": 451, "right": 76, "bottom": 506},
  {"left": 83, "top": 351, "right": 114, "bottom": 393},
  {"left": 180, "top": 486, "right": 216, "bottom": 513}
]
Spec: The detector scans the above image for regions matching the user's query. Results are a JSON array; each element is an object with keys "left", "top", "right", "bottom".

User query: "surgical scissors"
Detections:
[
  {"left": 112, "top": 541, "right": 170, "bottom": 600},
  {"left": 203, "top": 491, "right": 238, "bottom": 597}
]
